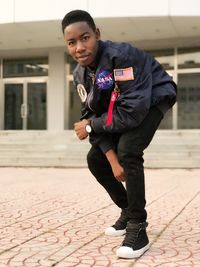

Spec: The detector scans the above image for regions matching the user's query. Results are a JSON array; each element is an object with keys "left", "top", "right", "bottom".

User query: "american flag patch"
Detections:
[{"left": 114, "top": 67, "right": 134, "bottom": 81}]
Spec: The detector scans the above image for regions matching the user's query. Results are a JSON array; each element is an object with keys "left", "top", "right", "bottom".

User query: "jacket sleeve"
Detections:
[
  {"left": 73, "top": 70, "right": 115, "bottom": 154},
  {"left": 89, "top": 132, "right": 116, "bottom": 154},
  {"left": 91, "top": 49, "right": 153, "bottom": 133}
]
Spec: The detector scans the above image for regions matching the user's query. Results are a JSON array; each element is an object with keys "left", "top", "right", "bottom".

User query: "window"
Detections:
[
  {"left": 178, "top": 47, "right": 200, "bottom": 69},
  {"left": 65, "top": 54, "right": 77, "bottom": 75},
  {"left": 148, "top": 49, "right": 174, "bottom": 70},
  {"left": 149, "top": 49, "right": 175, "bottom": 129},
  {"left": 3, "top": 58, "right": 48, "bottom": 78},
  {"left": 178, "top": 73, "right": 200, "bottom": 129}
]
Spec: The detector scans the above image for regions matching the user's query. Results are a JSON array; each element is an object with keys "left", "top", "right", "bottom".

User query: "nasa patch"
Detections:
[{"left": 96, "top": 70, "right": 114, "bottom": 90}]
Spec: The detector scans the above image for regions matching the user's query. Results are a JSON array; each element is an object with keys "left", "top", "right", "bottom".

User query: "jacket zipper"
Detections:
[
  {"left": 87, "top": 71, "right": 95, "bottom": 112},
  {"left": 87, "top": 90, "right": 95, "bottom": 112}
]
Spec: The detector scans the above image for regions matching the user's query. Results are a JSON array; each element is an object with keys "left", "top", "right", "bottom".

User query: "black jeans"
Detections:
[{"left": 87, "top": 106, "right": 163, "bottom": 223}]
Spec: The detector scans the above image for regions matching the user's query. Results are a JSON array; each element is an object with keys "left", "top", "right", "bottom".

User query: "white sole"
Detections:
[
  {"left": 116, "top": 243, "right": 150, "bottom": 258},
  {"left": 105, "top": 227, "right": 126, "bottom": 236}
]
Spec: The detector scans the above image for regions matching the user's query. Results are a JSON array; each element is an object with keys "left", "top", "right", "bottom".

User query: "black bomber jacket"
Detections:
[{"left": 73, "top": 40, "right": 177, "bottom": 153}]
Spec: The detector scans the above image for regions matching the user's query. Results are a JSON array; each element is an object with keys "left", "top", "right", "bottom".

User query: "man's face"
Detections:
[{"left": 64, "top": 21, "right": 100, "bottom": 67}]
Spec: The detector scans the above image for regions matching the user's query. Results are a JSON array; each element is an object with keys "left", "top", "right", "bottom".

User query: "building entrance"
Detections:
[{"left": 4, "top": 79, "right": 47, "bottom": 130}]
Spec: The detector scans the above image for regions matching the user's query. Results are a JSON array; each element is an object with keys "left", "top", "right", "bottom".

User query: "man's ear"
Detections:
[{"left": 95, "top": 28, "right": 100, "bottom": 40}]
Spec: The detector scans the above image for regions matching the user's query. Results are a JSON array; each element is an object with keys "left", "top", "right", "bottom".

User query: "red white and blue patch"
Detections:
[
  {"left": 96, "top": 70, "right": 114, "bottom": 90},
  {"left": 114, "top": 67, "right": 134, "bottom": 81}
]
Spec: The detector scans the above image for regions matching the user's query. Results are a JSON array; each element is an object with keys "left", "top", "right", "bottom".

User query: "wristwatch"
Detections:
[
  {"left": 86, "top": 124, "right": 92, "bottom": 133},
  {"left": 85, "top": 120, "right": 92, "bottom": 133}
]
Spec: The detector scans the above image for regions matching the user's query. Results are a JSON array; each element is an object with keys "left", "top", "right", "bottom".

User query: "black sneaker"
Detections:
[
  {"left": 105, "top": 209, "right": 129, "bottom": 236},
  {"left": 116, "top": 221, "right": 149, "bottom": 258}
]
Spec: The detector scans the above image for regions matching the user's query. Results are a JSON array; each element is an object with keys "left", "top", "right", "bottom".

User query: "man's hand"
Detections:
[
  {"left": 105, "top": 149, "right": 125, "bottom": 182},
  {"left": 111, "top": 160, "right": 125, "bottom": 182},
  {"left": 74, "top": 119, "right": 89, "bottom": 140}
]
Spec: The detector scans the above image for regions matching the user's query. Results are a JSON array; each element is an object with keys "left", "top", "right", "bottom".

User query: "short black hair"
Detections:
[{"left": 61, "top": 10, "right": 96, "bottom": 33}]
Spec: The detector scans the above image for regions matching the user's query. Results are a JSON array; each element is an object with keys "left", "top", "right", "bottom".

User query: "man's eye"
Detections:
[
  {"left": 82, "top": 36, "right": 90, "bottom": 41},
  {"left": 68, "top": 41, "right": 75, "bottom": 46}
]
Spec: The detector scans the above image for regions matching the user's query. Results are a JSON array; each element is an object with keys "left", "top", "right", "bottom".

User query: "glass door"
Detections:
[
  {"left": 27, "top": 82, "right": 47, "bottom": 129},
  {"left": 4, "top": 83, "right": 23, "bottom": 130},
  {"left": 4, "top": 79, "right": 47, "bottom": 130},
  {"left": 65, "top": 58, "right": 81, "bottom": 129},
  {"left": 68, "top": 81, "right": 81, "bottom": 129},
  {"left": 177, "top": 73, "right": 200, "bottom": 129}
]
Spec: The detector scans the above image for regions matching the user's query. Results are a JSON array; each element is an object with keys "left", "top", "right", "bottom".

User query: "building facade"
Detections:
[{"left": 0, "top": 0, "right": 200, "bottom": 132}]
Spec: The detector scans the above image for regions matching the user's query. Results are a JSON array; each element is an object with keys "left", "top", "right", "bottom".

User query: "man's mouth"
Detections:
[
  {"left": 77, "top": 54, "right": 90, "bottom": 61},
  {"left": 76, "top": 55, "right": 92, "bottom": 66}
]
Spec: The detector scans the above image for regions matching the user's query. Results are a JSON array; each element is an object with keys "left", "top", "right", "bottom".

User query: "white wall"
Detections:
[
  {"left": 169, "top": 0, "right": 200, "bottom": 15},
  {"left": 88, "top": 0, "right": 169, "bottom": 17},
  {"left": 0, "top": 0, "right": 14, "bottom": 23},
  {"left": 0, "top": 0, "right": 88, "bottom": 23},
  {"left": 14, "top": 0, "right": 88, "bottom": 22},
  {"left": 1, "top": 0, "right": 200, "bottom": 24},
  {"left": 48, "top": 48, "right": 65, "bottom": 130}
]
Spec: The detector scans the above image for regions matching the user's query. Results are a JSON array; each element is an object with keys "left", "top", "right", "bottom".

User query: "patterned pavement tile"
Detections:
[{"left": 0, "top": 168, "right": 199, "bottom": 267}]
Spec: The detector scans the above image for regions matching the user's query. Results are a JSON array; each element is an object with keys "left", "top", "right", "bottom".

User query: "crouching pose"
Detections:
[{"left": 61, "top": 10, "right": 177, "bottom": 259}]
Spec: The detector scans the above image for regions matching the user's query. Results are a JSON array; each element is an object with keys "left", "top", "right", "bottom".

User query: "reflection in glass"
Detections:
[
  {"left": 3, "top": 58, "right": 48, "bottom": 78},
  {"left": 159, "top": 109, "right": 172, "bottom": 129},
  {"left": 69, "top": 81, "right": 81, "bottom": 129},
  {"left": 178, "top": 47, "right": 200, "bottom": 69},
  {"left": 178, "top": 73, "right": 200, "bottom": 129},
  {"left": 148, "top": 49, "right": 174, "bottom": 128},
  {"left": 4, "top": 84, "right": 23, "bottom": 129},
  {"left": 65, "top": 54, "right": 77, "bottom": 75},
  {"left": 148, "top": 49, "right": 174, "bottom": 70},
  {"left": 27, "top": 83, "right": 47, "bottom": 130}
]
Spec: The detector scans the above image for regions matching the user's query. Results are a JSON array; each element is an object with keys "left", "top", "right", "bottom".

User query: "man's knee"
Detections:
[
  {"left": 87, "top": 147, "right": 98, "bottom": 172},
  {"left": 117, "top": 134, "right": 144, "bottom": 165},
  {"left": 87, "top": 147, "right": 109, "bottom": 174}
]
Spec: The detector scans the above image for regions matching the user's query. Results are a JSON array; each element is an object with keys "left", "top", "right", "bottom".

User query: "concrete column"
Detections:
[
  {"left": 0, "top": 83, "right": 3, "bottom": 130},
  {"left": 48, "top": 48, "right": 65, "bottom": 130},
  {"left": 0, "top": 60, "right": 4, "bottom": 130}
]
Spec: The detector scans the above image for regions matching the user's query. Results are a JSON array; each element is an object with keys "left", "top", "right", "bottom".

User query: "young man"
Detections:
[{"left": 62, "top": 10, "right": 177, "bottom": 259}]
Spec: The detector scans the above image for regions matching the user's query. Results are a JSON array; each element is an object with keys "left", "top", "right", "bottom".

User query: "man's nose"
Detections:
[{"left": 76, "top": 41, "right": 85, "bottom": 52}]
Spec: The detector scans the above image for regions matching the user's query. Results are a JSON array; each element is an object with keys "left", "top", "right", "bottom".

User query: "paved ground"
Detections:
[{"left": 0, "top": 167, "right": 199, "bottom": 267}]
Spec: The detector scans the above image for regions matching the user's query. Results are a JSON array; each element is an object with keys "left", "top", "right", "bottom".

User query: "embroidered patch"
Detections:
[
  {"left": 96, "top": 70, "right": 114, "bottom": 90},
  {"left": 77, "top": 84, "right": 87, "bottom": 102},
  {"left": 114, "top": 67, "right": 134, "bottom": 81}
]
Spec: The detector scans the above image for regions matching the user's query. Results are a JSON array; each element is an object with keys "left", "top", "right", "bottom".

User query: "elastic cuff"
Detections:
[{"left": 91, "top": 117, "right": 105, "bottom": 133}]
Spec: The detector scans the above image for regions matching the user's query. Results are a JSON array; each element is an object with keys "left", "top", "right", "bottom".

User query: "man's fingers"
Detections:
[
  {"left": 75, "top": 131, "right": 88, "bottom": 140},
  {"left": 116, "top": 174, "right": 125, "bottom": 182}
]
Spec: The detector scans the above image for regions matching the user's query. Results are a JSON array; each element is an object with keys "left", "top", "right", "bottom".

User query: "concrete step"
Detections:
[{"left": 0, "top": 130, "right": 199, "bottom": 168}]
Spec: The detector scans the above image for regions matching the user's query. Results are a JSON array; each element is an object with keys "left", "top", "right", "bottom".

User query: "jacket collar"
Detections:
[{"left": 87, "top": 40, "right": 105, "bottom": 72}]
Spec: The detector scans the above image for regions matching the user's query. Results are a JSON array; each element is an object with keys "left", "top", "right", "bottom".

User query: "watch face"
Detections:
[{"left": 86, "top": 124, "right": 92, "bottom": 133}]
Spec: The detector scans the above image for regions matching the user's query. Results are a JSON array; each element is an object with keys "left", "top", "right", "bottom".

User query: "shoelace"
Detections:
[{"left": 122, "top": 222, "right": 148, "bottom": 247}]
